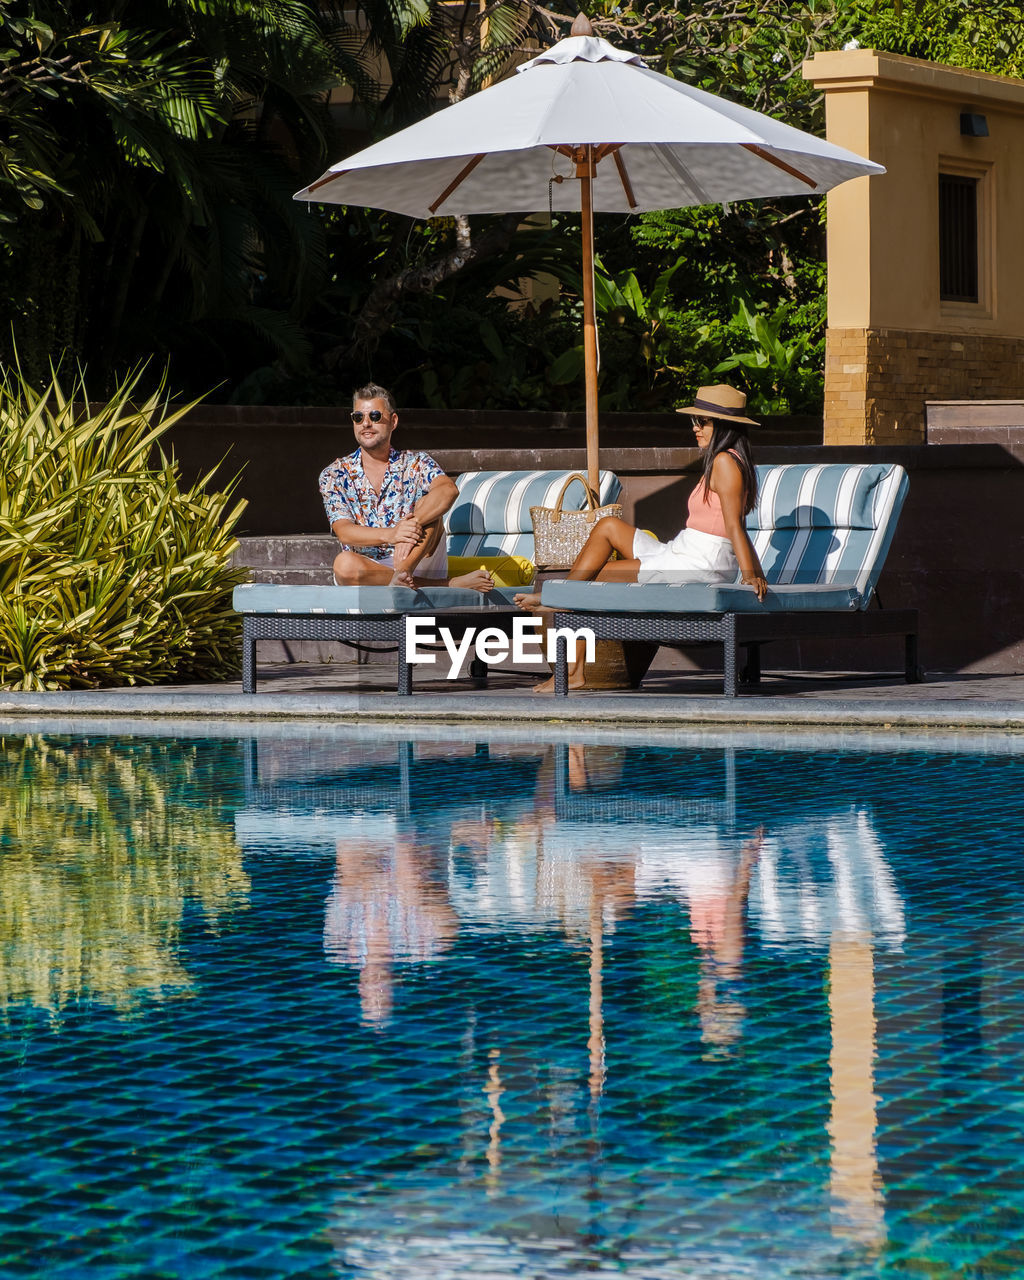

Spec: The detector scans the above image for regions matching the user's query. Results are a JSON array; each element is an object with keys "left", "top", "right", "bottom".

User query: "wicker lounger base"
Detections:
[
  {"left": 550, "top": 608, "right": 921, "bottom": 697},
  {"left": 240, "top": 609, "right": 523, "bottom": 695}
]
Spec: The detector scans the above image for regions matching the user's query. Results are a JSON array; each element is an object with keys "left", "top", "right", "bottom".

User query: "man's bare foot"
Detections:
[
  {"left": 449, "top": 569, "right": 493, "bottom": 592},
  {"left": 390, "top": 570, "right": 417, "bottom": 588},
  {"left": 530, "top": 671, "right": 587, "bottom": 694}
]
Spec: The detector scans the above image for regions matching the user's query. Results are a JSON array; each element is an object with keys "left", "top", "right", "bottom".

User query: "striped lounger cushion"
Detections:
[
  {"left": 446, "top": 470, "right": 621, "bottom": 560},
  {"left": 748, "top": 462, "right": 909, "bottom": 604}
]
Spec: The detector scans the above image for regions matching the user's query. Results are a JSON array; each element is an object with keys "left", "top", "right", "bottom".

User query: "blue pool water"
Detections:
[{"left": 2, "top": 728, "right": 1024, "bottom": 1278}]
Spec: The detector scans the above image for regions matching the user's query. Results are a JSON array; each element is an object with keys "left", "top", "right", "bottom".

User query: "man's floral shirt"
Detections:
[{"left": 318, "top": 447, "right": 444, "bottom": 561}]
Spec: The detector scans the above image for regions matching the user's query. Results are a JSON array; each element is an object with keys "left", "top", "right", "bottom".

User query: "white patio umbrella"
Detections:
[{"left": 296, "top": 14, "right": 884, "bottom": 489}]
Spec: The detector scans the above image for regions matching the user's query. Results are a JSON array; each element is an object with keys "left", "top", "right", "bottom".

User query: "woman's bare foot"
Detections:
[
  {"left": 513, "top": 591, "right": 547, "bottom": 611},
  {"left": 530, "top": 670, "right": 587, "bottom": 694},
  {"left": 390, "top": 570, "right": 417, "bottom": 588},
  {"left": 449, "top": 569, "right": 494, "bottom": 592}
]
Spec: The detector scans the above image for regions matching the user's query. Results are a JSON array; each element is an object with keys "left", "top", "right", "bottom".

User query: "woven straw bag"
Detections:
[{"left": 530, "top": 474, "right": 623, "bottom": 571}]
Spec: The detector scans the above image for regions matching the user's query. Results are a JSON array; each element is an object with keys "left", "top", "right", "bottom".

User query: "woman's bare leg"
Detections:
[
  {"left": 513, "top": 517, "right": 639, "bottom": 610},
  {"left": 513, "top": 519, "right": 644, "bottom": 692},
  {"left": 527, "top": 559, "right": 643, "bottom": 692}
]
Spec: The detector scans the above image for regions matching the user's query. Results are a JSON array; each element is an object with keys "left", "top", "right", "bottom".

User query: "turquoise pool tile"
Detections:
[{"left": 3, "top": 733, "right": 1024, "bottom": 1277}]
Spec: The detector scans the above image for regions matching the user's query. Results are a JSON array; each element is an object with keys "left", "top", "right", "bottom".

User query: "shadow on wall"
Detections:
[{"left": 874, "top": 443, "right": 1024, "bottom": 673}]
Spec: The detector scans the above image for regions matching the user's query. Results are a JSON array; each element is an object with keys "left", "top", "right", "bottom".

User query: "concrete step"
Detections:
[
  {"left": 233, "top": 534, "right": 336, "bottom": 570},
  {"left": 232, "top": 535, "right": 335, "bottom": 589},
  {"left": 232, "top": 534, "right": 339, "bottom": 656}
]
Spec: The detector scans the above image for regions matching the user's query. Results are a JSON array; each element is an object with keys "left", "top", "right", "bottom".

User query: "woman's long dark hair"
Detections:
[{"left": 700, "top": 421, "right": 758, "bottom": 515}]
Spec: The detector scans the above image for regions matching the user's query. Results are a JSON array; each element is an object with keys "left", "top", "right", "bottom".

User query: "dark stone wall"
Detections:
[{"left": 161, "top": 405, "right": 820, "bottom": 537}]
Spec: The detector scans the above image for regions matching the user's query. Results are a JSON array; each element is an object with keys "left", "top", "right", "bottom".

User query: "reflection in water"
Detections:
[
  {"left": 0, "top": 735, "right": 249, "bottom": 1021},
  {"left": 234, "top": 737, "right": 913, "bottom": 1277},
  {"left": 754, "top": 807, "right": 905, "bottom": 951},
  {"left": 323, "top": 817, "right": 457, "bottom": 1027},
  {"left": 5, "top": 730, "right": 1022, "bottom": 1280},
  {"left": 483, "top": 1046, "right": 504, "bottom": 1192},
  {"left": 829, "top": 935, "right": 886, "bottom": 1247},
  {"left": 696, "top": 828, "right": 762, "bottom": 1053},
  {"left": 637, "top": 824, "right": 763, "bottom": 1053},
  {"left": 588, "top": 895, "right": 605, "bottom": 1098}
]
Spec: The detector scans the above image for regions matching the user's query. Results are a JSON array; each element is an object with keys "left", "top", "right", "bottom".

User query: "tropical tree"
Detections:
[
  {"left": 0, "top": 735, "right": 249, "bottom": 1020},
  {"left": 0, "top": 0, "right": 390, "bottom": 391},
  {"left": 298, "top": 0, "right": 850, "bottom": 412},
  {"left": 851, "top": 0, "right": 1024, "bottom": 76},
  {"left": 6, "top": 0, "right": 1023, "bottom": 410}
]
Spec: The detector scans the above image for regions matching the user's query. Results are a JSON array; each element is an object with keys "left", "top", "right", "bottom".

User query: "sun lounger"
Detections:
[
  {"left": 234, "top": 469, "right": 621, "bottom": 693},
  {"left": 542, "top": 461, "right": 919, "bottom": 696}
]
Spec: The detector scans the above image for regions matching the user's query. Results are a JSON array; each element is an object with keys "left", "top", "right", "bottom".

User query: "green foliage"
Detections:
[
  {"left": 849, "top": 1, "right": 1024, "bottom": 77},
  {"left": 6, "top": 0, "right": 1024, "bottom": 414},
  {"left": 545, "top": 255, "right": 709, "bottom": 408},
  {"left": 707, "top": 297, "right": 824, "bottom": 413},
  {"left": 0, "top": 363, "right": 247, "bottom": 690},
  {"left": 0, "top": 0, "right": 426, "bottom": 394},
  {"left": 292, "top": 2, "right": 849, "bottom": 414},
  {"left": 589, "top": 0, "right": 854, "bottom": 125}
]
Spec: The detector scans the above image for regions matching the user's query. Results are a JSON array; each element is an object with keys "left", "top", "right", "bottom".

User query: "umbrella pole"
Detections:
[{"left": 577, "top": 145, "right": 599, "bottom": 493}]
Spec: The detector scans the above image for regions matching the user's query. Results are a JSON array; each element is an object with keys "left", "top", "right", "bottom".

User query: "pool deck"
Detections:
[{"left": 1, "top": 661, "right": 1023, "bottom": 730}]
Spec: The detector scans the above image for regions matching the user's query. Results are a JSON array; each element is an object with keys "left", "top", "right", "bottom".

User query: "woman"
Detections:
[{"left": 514, "top": 383, "right": 767, "bottom": 690}]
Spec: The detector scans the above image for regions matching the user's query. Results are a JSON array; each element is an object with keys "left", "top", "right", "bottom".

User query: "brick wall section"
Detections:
[{"left": 825, "top": 328, "right": 1024, "bottom": 445}]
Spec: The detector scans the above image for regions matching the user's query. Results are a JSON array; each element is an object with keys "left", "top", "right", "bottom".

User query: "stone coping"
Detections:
[
  {"left": 1, "top": 688, "right": 1022, "bottom": 731},
  {"left": 805, "top": 48, "right": 1024, "bottom": 109},
  {"left": 2, "top": 711, "right": 1023, "bottom": 755}
]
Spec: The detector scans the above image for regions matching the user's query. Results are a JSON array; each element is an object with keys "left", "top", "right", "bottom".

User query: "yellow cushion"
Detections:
[{"left": 446, "top": 554, "right": 536, "bottom": 587}]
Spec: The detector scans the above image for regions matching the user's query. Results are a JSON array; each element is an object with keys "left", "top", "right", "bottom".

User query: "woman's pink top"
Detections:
[{"left": 686, "top": 451, "right": 743, "bottom": 539}]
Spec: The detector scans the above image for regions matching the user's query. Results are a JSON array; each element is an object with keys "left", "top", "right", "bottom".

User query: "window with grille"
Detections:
[{"left": 939, "top": 173, "right": 979, "bottom": 303}]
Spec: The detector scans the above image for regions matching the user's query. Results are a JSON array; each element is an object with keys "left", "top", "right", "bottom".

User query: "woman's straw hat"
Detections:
[{"left": 676, "top": 384, "right": 759, "bottom": 427}]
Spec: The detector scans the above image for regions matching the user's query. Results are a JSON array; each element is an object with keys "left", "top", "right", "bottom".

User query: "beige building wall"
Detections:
[{"left": 804, "top": 50, "right": 1024, "bottom": 444}]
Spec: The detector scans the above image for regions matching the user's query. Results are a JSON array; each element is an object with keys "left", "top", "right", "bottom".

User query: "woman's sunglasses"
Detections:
[{"left": 350, "top": 409, "right": 386, "bottom": 424}]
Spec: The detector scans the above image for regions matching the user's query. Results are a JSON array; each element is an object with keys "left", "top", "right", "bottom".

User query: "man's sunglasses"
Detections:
[{"left": 350, "top": 409, "right": 386, "bottom": 424}]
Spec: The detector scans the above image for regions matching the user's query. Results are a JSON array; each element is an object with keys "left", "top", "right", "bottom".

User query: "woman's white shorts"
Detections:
[{"left": 632, "top": 525, "right": 738, "bottom": 585}]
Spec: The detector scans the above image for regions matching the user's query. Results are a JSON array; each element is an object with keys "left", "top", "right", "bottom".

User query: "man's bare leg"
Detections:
[
  {"left": 333, "top": 522, "right": 492, "bottom": 592},
  {"left": 333, "top": 549, "right": 404, "bottom": 585},
  {"left": 392, "top": 520, "right": 493, "bottom": 592}
]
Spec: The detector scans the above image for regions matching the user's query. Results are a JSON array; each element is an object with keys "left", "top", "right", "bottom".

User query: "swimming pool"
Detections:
[{"left": 2, "top": 726, "right": 1023, "bottom": 1278}]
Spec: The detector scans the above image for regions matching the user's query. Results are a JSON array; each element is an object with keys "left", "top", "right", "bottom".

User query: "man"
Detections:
[{"left": 319, "top": 383, "right": 492, "bottom": 590}]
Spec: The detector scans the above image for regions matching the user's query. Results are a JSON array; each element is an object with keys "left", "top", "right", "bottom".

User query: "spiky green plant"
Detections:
[{"left": 0, "top": 364, "right": 247, "bottom": 690}]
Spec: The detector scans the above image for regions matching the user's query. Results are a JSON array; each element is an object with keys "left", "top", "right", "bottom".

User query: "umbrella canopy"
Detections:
[{"left": 297, "top": 17, "right": 884, "bottom": 486}]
